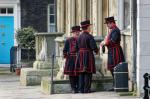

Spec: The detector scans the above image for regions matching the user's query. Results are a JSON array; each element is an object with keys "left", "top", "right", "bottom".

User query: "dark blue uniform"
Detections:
[
  {"left": 75, "top": 32, "right": 98, "bottom": 93},
  {"left": 63, "top": 37, "right": 79, "bottom": 92},
  {"left": 105, "top": 26, "right": 125, "bottom": 76}
]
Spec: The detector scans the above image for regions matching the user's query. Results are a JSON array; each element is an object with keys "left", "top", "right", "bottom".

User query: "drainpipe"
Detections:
[{"left": 130, "top": 0, "right": 137, "bottom": 90}]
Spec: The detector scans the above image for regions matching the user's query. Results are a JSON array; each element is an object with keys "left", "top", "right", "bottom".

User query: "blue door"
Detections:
[{"left": 0, "top": 16, "right": 14, "bottom": 64}]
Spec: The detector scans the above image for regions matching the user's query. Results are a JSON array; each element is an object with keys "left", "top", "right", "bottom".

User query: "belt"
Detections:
[
  {"left": 69, "top": 53, "right": 76, "bottom": 56},
  {"left": 79, "top": 48, "right": 91, "bottom": 51}
]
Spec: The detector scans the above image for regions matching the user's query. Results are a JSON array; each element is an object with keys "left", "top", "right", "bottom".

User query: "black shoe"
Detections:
[
  {"left": 79, "top": 91, "right": 84, "bottom": 93},
  {"left": 72, "top": 90, "right": 79, "bottom": 94},
  {"left": 84, "top": 90, "right": 91, "bottom": 93},
  {"left": 107, "top": 88, "right": 114, "bottom": 91}
]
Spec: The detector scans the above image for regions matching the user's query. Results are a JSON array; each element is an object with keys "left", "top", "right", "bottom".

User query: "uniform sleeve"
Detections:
[
  {"left": 76, "top": 38, "right": 79, "bottom": 52},
  {"left": 110, "top": 30, "right": 119, "bottom": 43},
  {"left": 63, "top": 39, "right": 69, "bottom": 58},
  {"left": 90, "top": 37, "right": 99, "bottom": 54},
  {"left": 105, "top": 30, "right": 120, "bottom": 46}
]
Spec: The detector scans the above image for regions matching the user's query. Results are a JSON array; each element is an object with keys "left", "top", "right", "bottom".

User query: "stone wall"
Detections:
[
  {"left": 121, "top": 30, "right": 132, "bottom": 91},
  {"left": 57, "top": 0, "right": 104, "bottom": 36},
  {"left": 21, "top": 0, "right": 49, "bottom": 32}
]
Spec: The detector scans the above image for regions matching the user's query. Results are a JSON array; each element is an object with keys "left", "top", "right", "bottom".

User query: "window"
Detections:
[
  {"left": 48, "top": 0, "right": 56, "bottom": 32},
  {"left": 1, "top": 8, "right": 6, "bottom": 14},
  {"left": 0, "top": 8, "right": 13, "bottom": 14},
  {"left": 7, "top": 8, "right": 13, "bottom": 14}
]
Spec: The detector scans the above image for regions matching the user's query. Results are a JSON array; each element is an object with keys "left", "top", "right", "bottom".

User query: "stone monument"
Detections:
[{"left": 20, "top": 32, "right": 64, "bottom": 86}]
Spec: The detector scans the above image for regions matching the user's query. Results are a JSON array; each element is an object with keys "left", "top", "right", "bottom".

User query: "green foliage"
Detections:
[{"left": 16, "top": 27, "right": 36, "bottom": 49}]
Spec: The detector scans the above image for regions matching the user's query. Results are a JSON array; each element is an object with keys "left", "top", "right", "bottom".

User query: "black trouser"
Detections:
[
  {"left": 110, "top": 69, "right": 114, "bottom": 87},
  {"left": 79, "top": 72, "right": 92, "bottom": 93},
  {"left": 69, "top": 76, "right": 79, "bottom": 92},
  {"left": 110, "top": 69, "right": 114, "bottom": 78}
]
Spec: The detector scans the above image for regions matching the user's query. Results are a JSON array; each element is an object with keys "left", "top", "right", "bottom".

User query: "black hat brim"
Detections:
[
  {"left": 81, "top": 24, "right": 92, "bottom": 28},
  {"left": 70, "top": 30, "right": 82, "bottom": 33},
  {"left": 104, "top": 20, "right": 116, "bottom": 24}
]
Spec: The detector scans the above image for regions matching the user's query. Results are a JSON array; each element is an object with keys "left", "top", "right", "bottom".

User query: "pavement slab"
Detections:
[{"left": 0, "top": 68, "right": 142, "bottom": 99}]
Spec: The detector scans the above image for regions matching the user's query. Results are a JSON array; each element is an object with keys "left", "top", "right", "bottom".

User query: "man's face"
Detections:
[
  {"left": 73, "top": 32, "right": 80, "bottom": 37},
  {"left": 75, "top": 32, "right": 80, "bottom": 37},
  {"left": 87, "top": 25, "right": 91, "bottom": 32},
  {"left": 106, "top": 22, "right": 112, "bottom": 29}
]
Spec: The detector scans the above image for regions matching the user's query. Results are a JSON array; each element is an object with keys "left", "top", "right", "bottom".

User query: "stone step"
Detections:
[{"left": 41, "top": 76, "right": 113, "bottom": 94}]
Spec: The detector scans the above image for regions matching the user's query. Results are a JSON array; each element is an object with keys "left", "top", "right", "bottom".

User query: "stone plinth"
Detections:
[
  {"left": 20, "top": 32, "right": 64, "bottom": 86},
  {"left": 20, "top": 68, "right": 57, "bottom": 86}
]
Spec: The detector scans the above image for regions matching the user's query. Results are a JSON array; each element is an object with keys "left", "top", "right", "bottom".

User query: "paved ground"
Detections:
[{"left": 0, "top": 68, "right": 142, "bottom": 99}]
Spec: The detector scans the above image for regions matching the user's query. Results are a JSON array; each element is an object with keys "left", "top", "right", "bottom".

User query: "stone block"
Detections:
[
  {"left": 20, "top": 68, "right": 58, "bottom": 86},
  {"left": 33, "top": 60, "right": 59, "bottom": 69}
]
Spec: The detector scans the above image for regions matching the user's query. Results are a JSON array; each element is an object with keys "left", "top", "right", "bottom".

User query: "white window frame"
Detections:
[
  {"left": 0, "top": 7, "right": 14, "bottom": 16},
  {"left": 47, "top": 0, "right": 56, "bottom": 32}
]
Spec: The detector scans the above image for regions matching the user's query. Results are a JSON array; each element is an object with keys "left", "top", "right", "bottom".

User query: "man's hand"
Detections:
[{"left": 100, "top": 41, "right": 105, "bottom": 47}]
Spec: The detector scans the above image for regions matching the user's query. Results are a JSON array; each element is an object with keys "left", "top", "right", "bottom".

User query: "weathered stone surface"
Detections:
[
  {"left": 33, "top": 60, "right": 59, "bottom": 69},
  {"left": 41, "top": 77, "right": 113, "bottom": 94},
  {"left": 20, "top": 32, "right": 64, "bottom": 86},
  {"left": 20, "top": 68, "right": 58, "bottom": 86}
]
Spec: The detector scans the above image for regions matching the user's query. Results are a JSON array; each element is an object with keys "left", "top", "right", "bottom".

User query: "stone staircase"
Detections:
[{"left": 41, "top": 76, "right": 113, "bottom": 94}]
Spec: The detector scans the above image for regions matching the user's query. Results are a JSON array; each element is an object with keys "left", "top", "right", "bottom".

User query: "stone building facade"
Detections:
[
  {"left": 20, "top": 0, "right": 50, "bottom": 32},
  {"left": 21, "top": 0, "right": 57, "bottom": 32},
  {"left": 1, "top": 0, "right": 149, "bottom": 96},
  {"left": 56, "top": 0, "right": 133, "bottom": 88}
]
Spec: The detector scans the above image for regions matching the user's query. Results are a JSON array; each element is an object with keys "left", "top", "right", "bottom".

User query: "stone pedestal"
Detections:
[
  {"left": 55, "top": 36, "right": 66, "bottom": 79},
  {"left": 20, "top": 32, "right": 64, "bottom": 86}
]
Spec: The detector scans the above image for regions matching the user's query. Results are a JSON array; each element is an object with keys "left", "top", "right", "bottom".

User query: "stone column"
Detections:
[
  {"left": 117, "top": 0, "right": 124, "bottom": 30},
  {"left": 97, "top": 0, "right": 102, "bottom": 36},
  {"left": 92, "top": 0, "right": 102, "bottom": 36},
  {"left": 109, "top": 0, "right": 118, "bottom": 17},
  {"left": 102, "top": 0, "right": 109, "bottom": 36},
  {"left": 20, "top": 32, "right": 64, "bottom": 86},
  {"left": 57, "top": 0, "right": 64, "bottom": 32},
  {"left": 92, "top": 0, "right": 98, "bottom": 36},
  {"left": 76, "top": 0, "right": 86, "bottom": 24},
  {"left": 66, "top": 0, "right": 75, "bottom": 36}
]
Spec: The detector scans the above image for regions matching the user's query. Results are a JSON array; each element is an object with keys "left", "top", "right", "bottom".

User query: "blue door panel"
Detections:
[{"left": 0, "top": 16, "right": 14, "bottom": 64}]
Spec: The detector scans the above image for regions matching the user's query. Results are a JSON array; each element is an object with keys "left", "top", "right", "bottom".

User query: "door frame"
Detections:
[{"left": 0, "top": 0, "right": 21, "bottom": 66}]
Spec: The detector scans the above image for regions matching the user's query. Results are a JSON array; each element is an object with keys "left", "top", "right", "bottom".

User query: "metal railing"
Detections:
[
  {"left": 50, "top": 54, "right": 63, "bottom": 94},
  {"left": 143, "top": 73, "right": 150, "bottom": 99}
]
